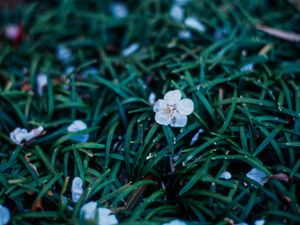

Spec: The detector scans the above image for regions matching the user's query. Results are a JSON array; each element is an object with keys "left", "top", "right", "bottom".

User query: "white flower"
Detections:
[
  {"left": 220, "top": 171, "right": 232, "bottom": 180},
  {"left": 122, "top": 43, "right": 139, "bottom": 57},
  {"left": 80, "top": 202, "right": 118, "bottom": 225},
  {"left": 149, "top": 92, "right": 156, "bottom": 105},
  {"left": 246, "top": 168, "right": 267, "bottom": 186},
  {"left": 153, "top": 90, "right": 194, "bottom": 127},
  {"left": 185, "top": 17, "right": 206, "bottom": 33},
  {"left": 67, "top": 120, "right": 89, "bottom": 142},
  {"left": 163, "top": 220, "right": 186, "bottom": 225},
  {"left": 0, "top": 205, "right": 10, "bottom": 225},
  {"left": 110, "top": 3, "right": 128, "bottom": 19},
  {"left": 240, "top": 64, "right": 254, "bottom": 72},
  {"left": 254, "top": 220, "right": 266, "bottom": 225},
  {"left": 170, "top": 4, "right": 184, "bottom": 22},
  {"left": 4, "top": 24, "right": 21, "bottom": 41},
  {"left": 174, "top": 0, "right": 191, "bottom": 6},
  {"left": 10, "top": 126, "right": 44, "bottom": 145},
  {"left": 37, "top": 73, "right": 48, "bottom": 96},
  {"left": 189, "top": 128, "right": 203, "bottom": 145},
  {"left": 178, "top": 30, "right": 192, "bottom": 40},
  {"left": 72, "top": 177, "right": 83, "bottom": 202},
  {"left": 56, "top": 45, "right": 72, "bottom": 63}
]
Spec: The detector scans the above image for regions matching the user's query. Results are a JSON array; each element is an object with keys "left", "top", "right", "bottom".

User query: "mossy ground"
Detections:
[{"left": 0, "top": 0, "right": 300, "bottom": 224}]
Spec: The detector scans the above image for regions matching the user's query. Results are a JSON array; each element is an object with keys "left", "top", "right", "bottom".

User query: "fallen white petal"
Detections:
[
  {"left": 240, "top": 64, "right": 254, "bottom": 72},
  {"left": 177, "top": 98, "right": 194, "bottom": 115},
  {"left": 254, "top": 220, "right": 266, "bottom": 225},
  {"left": 149, "top": 92, "right": 156, "bottom": 105},
  {"left": 68, "top": 120, "right": 87, "bottom": 132},
  {"left": 246, "top": 168, "right": 267, "bottom": 185},
  {"left": 57, "top": 45, "right": 72, "bottom": 63},
  {"left": 72, "top": 177, "right": 83, "bottom": 202},
  {"left": 163, "top": 219, "right": 187, "bottom": 225},
  {"left": 10, "top": 126, "right": 43, "bottom": 145},
  {"left": 178, "top": 30, "right": 192, "bottom": 40},
  {"left": 110, "top": 3, "right": 128, "bottom": 19},
  {"left": 170, "top": 4, "right": 184, "bottom": 21},
  {"left": 155, "top": 111, "right": 172, "bottom": 126},
  {"left": 220, "top": 171, "right": 232, "bottom": 180},
  {"left": 80, "top": 201, "right": 97, "bottom": 220},
  {"left": 185, "top": 17, "right": 206, "bottom": 32},
  {"left": 170, "top": 113, "right": 187, "bottom": 127},
  {"left": 4, "top": 24, "right": 21, "bottom": 41},
  {"left": 25, "top": 126, "right": 44, "bottom": 142},
  {"left": 68, "top": 120, "right": 89, "bottom": 142},
  {"left": 10, "top": 128, "right": 27, "bottom": 145},
  {"left": 65, "top": 66, "right": 76, "bottom": 75},
  {"left": 82, "top": 67, "right": 98, "bottom": 78},
  {"left": 164, "top": 90, "right": 182, "bottom": 105},
  {"left": 0, "top": 205, "right": 10, "bottom": 225},
  {"left": 121, "top": 43, "right": 139, "bottom": 57},
  {"left": 37, "top": 73, "right": 48, "bottom": 96},
  {"left": 97, "top": 208, "right": 118, "bottom": 225},
  {"left": 190, "top": 128, "right": 203, "bottom": 145}
]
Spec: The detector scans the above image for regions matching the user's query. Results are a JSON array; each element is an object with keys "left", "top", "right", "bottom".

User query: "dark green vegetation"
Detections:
[{"left": 0, "top": 0, "right": 300, "bottom": 224}]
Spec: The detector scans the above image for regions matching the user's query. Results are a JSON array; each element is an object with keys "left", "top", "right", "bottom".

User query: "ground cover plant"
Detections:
[{"left": 0, "top": 0, "right": 300, "bottom": 224}]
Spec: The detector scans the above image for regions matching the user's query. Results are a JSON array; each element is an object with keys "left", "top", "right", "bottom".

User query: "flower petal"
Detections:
[
  {"left": 170, "top": 113, "right": 187, "bottom": 127},
  {"left": 122, "top": 43, "right": 139, "bottom": 57},
  {"left": 177, "top": 98, "right": 194, "bottom": 115},
  {"left": 10, "top": 128, "right": 28, "bottom": 145},
  {"left": 178, "top": 30, "right": 192, "bottom": 40},
  {"left": 189, "top": 128, "right": 203, "bottom": 145},
  {"left": 80, "top": 201, "right": 97, "bottom": 220},
  {"left": 185, "top": 17, "right": 206, "bottom": 32},
  {"left": 153, "top": 99, "right": 167, "bottom": 112},
  {"left": 0, "top": 205, "right": 10, "bottom": 225},
  {"left": 4, "top": 24, "right": 21, "bottom": 41},
  {"left": 155, "top": 111, "right": 171, "bottom": 125},
  {"left": 110, "top": 3, "right": 128, "bottom": 19},
  {"left": 37, "top": 73, "right": 48, "bottom": 96},
  {"left": 240, "top": 64, "right": 254, "bottom": 72},
  {"left": 68, "top": 120, "right": 89, "bottom": 142},
  {"left": 220, "top": 171, "right": 232, "bottom": 180},
  {"left": 68, "top": 120, "right": 87, "bottom": 132},
  {"left": 148, "top": 92, "right": 156, "bottom": 105},
  {"left": 163, "top": 220, "right": 187, "bottom": 225},
  {"left": 164, "top": 90, "right": 182, "bottom": 105},
  {"left": 246, "top": 168, "right": 267, "bottom": 185},
  {"left": 170, "top": 4, "right": 184, "bottom": 22},
  {"left": 25, "top": 126, "right": 44, "bottom": 142},
  {"left": 57, "top": 45, "right": 72, "bottom": 63},
  {"left": 254, "top": 220, "right": 266, "bottom": 225},
  {"left": 72, "top": 177, "right": 83, "bottom": 203},
  {"left": 97, "top": 208, "right": 118, "bottom": 225}
]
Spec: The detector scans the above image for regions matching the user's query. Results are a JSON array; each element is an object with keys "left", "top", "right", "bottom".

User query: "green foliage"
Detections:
[{"left": 0, "top": 0, "right": 300, "bottom": 224}]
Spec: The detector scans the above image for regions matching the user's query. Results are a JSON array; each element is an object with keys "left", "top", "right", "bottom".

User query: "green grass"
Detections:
[{"left": 0, "top": 0, "right": 300, "bottom": 224}]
